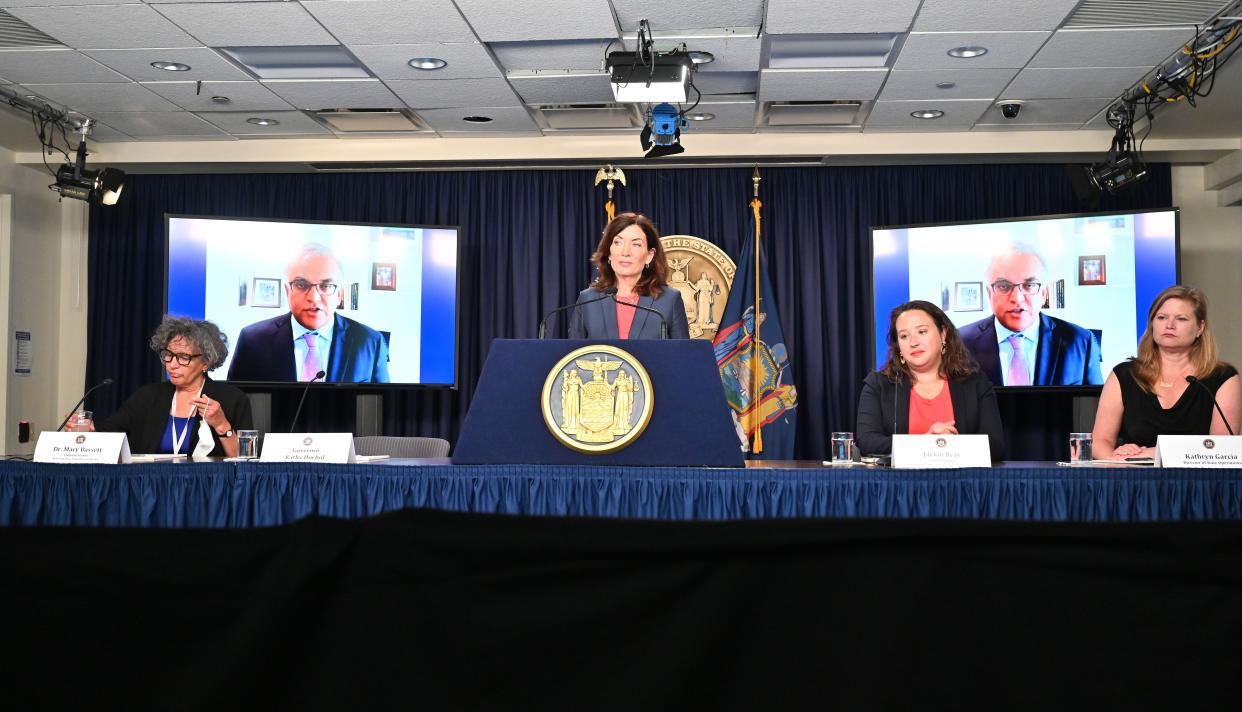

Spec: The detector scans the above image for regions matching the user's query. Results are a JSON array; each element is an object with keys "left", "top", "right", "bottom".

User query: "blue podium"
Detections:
[{"left": 454, "top": 339, "right": 744, "bottom": 467}]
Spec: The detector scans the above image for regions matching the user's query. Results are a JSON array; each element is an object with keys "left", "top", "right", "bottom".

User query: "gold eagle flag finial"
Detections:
[{"left": 594, "top": 165, "right": 627, "bottom": 221}]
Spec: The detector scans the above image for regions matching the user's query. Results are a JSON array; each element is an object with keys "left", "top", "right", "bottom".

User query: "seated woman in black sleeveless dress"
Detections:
[{"left": 1092, "top": 286, "right": 1241, "bottom": 459}]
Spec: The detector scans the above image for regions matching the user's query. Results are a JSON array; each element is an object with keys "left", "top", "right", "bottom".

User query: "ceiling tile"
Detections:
[
  {"left": 864, "top": 98, "right": 993, "bottom": 127},
  {"left": 85, "top": 48, "right": 251, "bottom": 82},
  {"left": 759, "top": 68, "right": 888, "bottom": 101},
  {"left": 387, "top": 77, "right": 522, "bottom": 109},
  {"left": 492, "top": 39, "right": 614, "bottom": 73},
  {"left": 7, "top": 5, "right": 199, "bottom": 50},
  {"left": 677, "top": 35, "right": 762, "bottom": 73},
  {"left": 611, "top": 0, "right": 764, "bottom": 32},
  {"left": 508, "top": 73, "right": 615, "bottom": 104},
  {"left": 972, "top": 122, "right": 1086, "bottom": 132},
  {"left": 22, "top": 82, "right": 180, "bottom": 111},
  {"left": 912, "top": 0, "right": 1082, "bottom": 32},
  {"left": 894, "top": 32, "right": 1053, "bottom": 70},
  {"left": 766, "top": 0, "right": 921, "bottom": 34},
  {"left": 683, "top": 100, "right": 755, "bottom": 130},
  {"left": 142, "top": 80, "right": 294, "bottom": 112},
  {"left": 153, "top": 3, "right": 338, "bottom": 46},
  {"left": 302, "top": 0, "right": 478, "bottom": 45},
  {"left": 350, "top": 43, "right": 503, "bottom": 81},
  {"left": 1029, "top": 27, "right": 1196, "bottom": 68},
  {"left": 878, "top": 67, "right": 1021, "bottom": 101},
  {"left": 197, "top": 110, "right": 332, "bottom": 135},
  {"left": 692, "top": 71, "right": 758, "bottom": 95},
  {"left": 0, "top": 0, "right": 122, "bottom": 6},
  {"left": 415, "top": 105, "right": 538, "bottom": 132},
  {"left": 975, "top": 97, "right": 1112, "bottom": 125},
  {"left": 454, "top": 0, "right": 617, "bottom": 42},
  {"left": 1001, "top": 66, "right": 1150, "bottom": 99},
  {"left": 86, "top": 111, "right": 228, "bottom": 137},
  {"left": 262, "top": 79, "right": 402, "bottom": 110},
  {"left": 0, "top": 49, "right": 127, "bottom": 84}
]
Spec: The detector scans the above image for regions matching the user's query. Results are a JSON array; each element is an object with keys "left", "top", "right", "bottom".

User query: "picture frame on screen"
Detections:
[
  {"left": 165, "top": 215, "right": 461, "bottom": 389},
  {"left": 870, "top": 208, "right": 1179, "bottom": 391}
]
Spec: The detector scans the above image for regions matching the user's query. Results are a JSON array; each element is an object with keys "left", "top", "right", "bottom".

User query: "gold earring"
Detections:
[{"left": 941, "top": 343, "right": 946, "bottom": 354}]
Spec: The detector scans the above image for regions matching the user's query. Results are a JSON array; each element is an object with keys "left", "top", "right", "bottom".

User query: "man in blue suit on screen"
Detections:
[
  {"left": 228, "top": 244, "right": 390, "bottom": 383},
  {"left": 959, "top": 244, "right": 1102, "bottom": 387}
]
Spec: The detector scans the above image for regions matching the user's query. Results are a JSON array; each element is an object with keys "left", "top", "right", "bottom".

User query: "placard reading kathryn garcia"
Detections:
[{"left": 1156, "top": 435, "right": 1242, "bottom": 468}]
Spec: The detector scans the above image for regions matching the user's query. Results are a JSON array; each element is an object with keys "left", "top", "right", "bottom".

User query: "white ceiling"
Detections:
[{"left": 0, "top": 0, "right": 1236, "bottom": 150}]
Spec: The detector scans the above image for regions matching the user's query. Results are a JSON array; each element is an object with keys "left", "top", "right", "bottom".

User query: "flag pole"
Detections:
[
  {"left": 750, "top": 167, "right": 764, "bottom": 454},
  {"left": 594, "top": 165, "right": 625, "bottom": 222}
]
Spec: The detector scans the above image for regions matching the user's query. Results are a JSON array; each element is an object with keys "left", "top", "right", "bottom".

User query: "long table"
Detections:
[{"left": 4, "top": 459, "right": 1242, "bottom": 527}]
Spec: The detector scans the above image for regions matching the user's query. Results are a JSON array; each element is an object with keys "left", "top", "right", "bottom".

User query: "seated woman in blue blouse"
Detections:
[
  {"left": 856, "top": 300, "right": 1005, "bottom": 461},
  {"left": 1092, "top": 285, "right": 1240, "bottom": 459},
  {"left": 69, "top": 316, "right": 253, "bottom": 458}
]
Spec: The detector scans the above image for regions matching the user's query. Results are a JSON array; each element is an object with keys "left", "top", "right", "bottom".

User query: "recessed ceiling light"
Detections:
[
  {"left": 935, "top": 81, "right": 956, "bottom": 89},
  {"left": 211, "top": 96, "right": 231, "bottom": 104},
  {"left": 687, "top": 112, "right": 715, "bottom": 121},
  {"left": 911, "top": 109, "right": 944, "bottom": 119},
  {"left": 462, "top": 116, "right": 493, "bottom": 123},
  {"left": 688, "top": 51, "right": 715, "bottom": 65},
  {"left": 151, "top": 61, "right": 191, "bottom": 72},
  {"left": 408, "top": 57, "right": 448, "bottom": 70},
  {"left": 246, "top": 117, "right": 280, "bottom": 126},
  {"left": 946, "top": 46, "right": 988, "bottom": 59}
]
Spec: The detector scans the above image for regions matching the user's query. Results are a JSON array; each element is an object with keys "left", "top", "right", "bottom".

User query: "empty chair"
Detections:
[{"left": 354, "top": 436, "right": 450, "bottom": 458}]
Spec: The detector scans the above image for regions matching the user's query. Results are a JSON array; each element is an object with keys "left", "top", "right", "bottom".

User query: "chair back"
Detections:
[{"left": 354, "top": 436, "right": 450, "bottom": 458}]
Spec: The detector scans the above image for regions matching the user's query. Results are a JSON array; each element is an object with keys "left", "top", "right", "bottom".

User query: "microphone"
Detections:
[
  {"left": 1186, "top": 375, "right": 1235, "bottom": 436},
  {"left": 611, "top": 294, "right": 668, "bottom": 339},
  {"left": 57, "top": 378, "right": 114, "bottom": 431},
  {"left": 289, "top": 370, "right": 326, "bottom": 432},
  {"left": 538, "top": 287, "right": 618, "bottom": 338}
]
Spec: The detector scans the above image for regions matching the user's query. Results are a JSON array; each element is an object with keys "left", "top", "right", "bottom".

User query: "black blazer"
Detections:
[
  {"left": 855, "top": 370, "right": 1005, "bottom": 461},
  {"left": 96, "top": 377, "right": 254, "bottom": 457}
]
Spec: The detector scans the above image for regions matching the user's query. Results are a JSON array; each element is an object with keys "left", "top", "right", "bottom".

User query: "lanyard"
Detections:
[{"left": 169, "top": 384, "right": 204, "bottom": 455}]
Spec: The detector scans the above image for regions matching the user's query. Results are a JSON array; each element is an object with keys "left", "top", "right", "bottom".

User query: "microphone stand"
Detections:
[
  {"left": 1187, "top": 375, "right": 1236, "bottom": 435},
  {"left": 289, "top": 370, "right": 326, "bottom": 432},
  {"left": 57, "top": 378, "right": 114, "bottom": 431},
  {"left": 537, "top": 288, "right": 618, "bottom": 338}
]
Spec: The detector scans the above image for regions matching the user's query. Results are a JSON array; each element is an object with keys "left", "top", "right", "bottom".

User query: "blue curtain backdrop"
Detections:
[{"left": 86, "top": 165, "right": 1171, "bottom": 460}]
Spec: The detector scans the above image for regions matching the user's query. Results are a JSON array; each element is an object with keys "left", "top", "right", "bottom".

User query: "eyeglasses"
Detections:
[
  {"left": 160, "top": 349, "right": 202, "bottom": 366},
  {"left": 990, "top": 280, "right": 1043, "bottom": 295},
  {"left": 289, "top": 279, "right": 339, "bottom": 296}
]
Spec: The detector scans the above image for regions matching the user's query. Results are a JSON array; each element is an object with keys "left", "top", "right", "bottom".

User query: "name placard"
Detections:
[
  {"left": 259, "top": 433, "right": 357, "bottom": 463},
  {"left": 1155, "top": 435, "right": 1242, "bottom": 468},
  {"left": 34, "top": 431, "right": 132, "bottom": 464},
  {"left": 892, "top": 434, "right": 991, "bottom": 469}
]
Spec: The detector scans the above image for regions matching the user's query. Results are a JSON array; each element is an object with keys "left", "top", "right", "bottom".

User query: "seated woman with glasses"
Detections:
[
  {"left": 856, "top": 300, "right": 1005, "bottom": 461},
  {"left": 1091, "top": 285, "right": 1240, "bottom": 460},
  {"left": 66, "top": 316, "right": 253, "bottom": 457},
  {"left": 227, "top": 243, "right": 390, "bottom": 383}
]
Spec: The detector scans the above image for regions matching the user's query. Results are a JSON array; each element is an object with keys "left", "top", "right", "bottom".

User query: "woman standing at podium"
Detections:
[
  {"left": 856, "top": 300, "right": 1005, "bottom": 460},
  {"left": 1091, "top": 286, "right": 1240, "bottom": 460},
  {"left": 68, "top": 316, "right": 253, "bottom": 458},
  {"left": 567, "top": 212, "right": 690, "bottom": 340}
]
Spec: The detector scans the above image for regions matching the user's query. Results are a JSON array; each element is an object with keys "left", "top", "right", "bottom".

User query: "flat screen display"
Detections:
[
  {"left": 166, "top": 215, "right": 459, "bottom": 387},
  {"left": 871, "top": 208, "right": 1179, "bottom": 389}
]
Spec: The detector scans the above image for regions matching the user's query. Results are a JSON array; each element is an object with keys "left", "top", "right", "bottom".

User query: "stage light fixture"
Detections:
[
  {"left": 639, "top": 102, "right": 685, "bottom": 158},
  {"left": 51, "top": 122, "right": 125, "bottom": 206},
  {"left": 1085, "top": 117, "right": 1147, "bottom": 195}
]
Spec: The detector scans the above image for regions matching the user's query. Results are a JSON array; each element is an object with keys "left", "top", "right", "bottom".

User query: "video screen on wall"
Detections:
[
  {"left": 871, "top": 208, "right": 1179, "bottom": 389},
  {"left": 166, "top": 215, "right": 459, "bottom": 387}
]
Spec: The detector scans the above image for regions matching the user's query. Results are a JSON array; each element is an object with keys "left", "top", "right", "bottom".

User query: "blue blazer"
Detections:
[
  {"left": 959, "top": 313, "right": 1102, "bottom": 387},
  {"left": 566, "top": 287, "right": 690, "bottom": 340},
  {"left": 227, "top": 312, "right": 390, "bottom": 383}
]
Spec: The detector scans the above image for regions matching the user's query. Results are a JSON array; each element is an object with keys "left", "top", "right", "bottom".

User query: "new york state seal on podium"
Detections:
[{"left": 541, "top": 345, "right": 654, "bottom": 454}]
